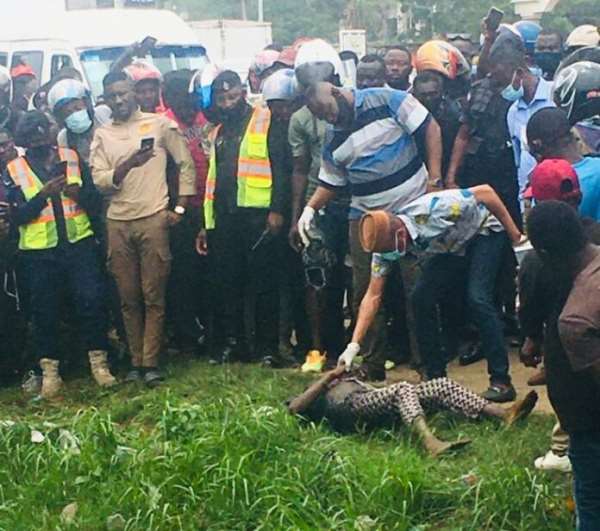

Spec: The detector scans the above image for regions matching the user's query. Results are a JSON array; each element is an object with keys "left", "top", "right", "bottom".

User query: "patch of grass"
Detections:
[{"left": 0, "top": 362, "right": 573, "bottom": 530}]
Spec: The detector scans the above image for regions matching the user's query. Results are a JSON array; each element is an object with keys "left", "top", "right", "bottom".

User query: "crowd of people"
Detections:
[{"left": 0, "top": 15, "right": 599, "bottom": 529}]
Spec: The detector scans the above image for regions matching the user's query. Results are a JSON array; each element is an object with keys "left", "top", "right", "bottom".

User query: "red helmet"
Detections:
[
  {"left": 124, "top": 59, "right": 162, "bottom": 84},
  {"left": 415, "top": 40, "right": 470, "bottom": 80}
]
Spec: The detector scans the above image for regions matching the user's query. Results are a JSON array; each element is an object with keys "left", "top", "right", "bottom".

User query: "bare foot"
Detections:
[
  {"left": 504, "top": 390, "right": 538, "bottom": 427},
  {"left": 428, "top": 438, "right": 472, "bottom": 458}
]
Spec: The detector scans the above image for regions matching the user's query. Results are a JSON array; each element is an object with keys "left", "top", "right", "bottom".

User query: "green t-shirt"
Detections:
[{"left": 288, "top": 105, "right": 349, "bottom": 206}]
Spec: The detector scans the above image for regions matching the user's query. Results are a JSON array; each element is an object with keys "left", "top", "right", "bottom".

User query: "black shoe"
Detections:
[
  {"left": 125, "top": 369, "right": 142, "bottom": 383},
  {"left": 481, "top": 383, "right": 516, "bottom": 403},
  {"left": 459, "top": 344, "right": 485, "bottom": 366},
  {"left": 144, "top": 370, "right": 164, "bottom": 388}
]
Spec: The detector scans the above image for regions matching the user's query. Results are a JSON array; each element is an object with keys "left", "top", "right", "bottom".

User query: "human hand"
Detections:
[
  {"left": 128, "top": 148, "right": 155, "bottom": 169},
  {"left": 337, "top": 342, "right": 361, "bottom": 371},
  {"left": 195, "top": 229, "right": 208, "bottom": 255},
  {"left": 520, "top": 337, "right": 542, "bottom": 368},
  {"left": 288, "top": 224, "right": 303, "bottom": 252},
  {"left": 63, "top": 183, "right": 81, "bottom": 201},
  {"left": 40, "top": 176, "right": 67, "bottom": 198},
  {"left": 267, "top": 211, "right": 284, "bottom": 236},
  {"left": 167, "top": 211, "right": 184, "bottom": 227},
  {"left": 297, "top": 206, "right": 315, "bottom": 247}
]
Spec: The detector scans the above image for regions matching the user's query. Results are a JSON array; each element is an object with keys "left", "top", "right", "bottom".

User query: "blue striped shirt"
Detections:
[{"left": 318, "top": 88, "right": 431, "bottom": 220}]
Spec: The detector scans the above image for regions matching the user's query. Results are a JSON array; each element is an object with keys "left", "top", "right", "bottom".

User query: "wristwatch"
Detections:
[{"left": 174, "top": 205, "right": 186, "bottom": 216}]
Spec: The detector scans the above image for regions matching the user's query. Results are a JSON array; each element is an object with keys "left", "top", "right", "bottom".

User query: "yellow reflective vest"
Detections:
[
  {"left": 204, "top": 106, "right": 272, "bottom": 230},
  {"left": 7, "top": 148, "right": 94, "bottom": 251}
]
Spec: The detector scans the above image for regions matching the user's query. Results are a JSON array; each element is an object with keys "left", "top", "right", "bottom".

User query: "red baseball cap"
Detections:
[{"left": 524, "top": 159, "right": 581, "bottom": 202}]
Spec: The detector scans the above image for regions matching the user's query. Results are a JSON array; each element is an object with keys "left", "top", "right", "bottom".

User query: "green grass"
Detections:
[{"left": 0, "top": 361, "right": 573, "bottom": 530}]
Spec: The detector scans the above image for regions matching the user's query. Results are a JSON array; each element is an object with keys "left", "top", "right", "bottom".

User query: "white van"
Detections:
[{"left": 0, "top": 5, "right": 208, "bottom": 98}]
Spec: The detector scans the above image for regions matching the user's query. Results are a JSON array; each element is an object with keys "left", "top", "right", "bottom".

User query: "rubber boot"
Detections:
[
  {"left": 88, "top": 350, "right": 118, "bottom": 388},
  {"left": 39, "top": 358, "right": 64, "bottom": 399}
]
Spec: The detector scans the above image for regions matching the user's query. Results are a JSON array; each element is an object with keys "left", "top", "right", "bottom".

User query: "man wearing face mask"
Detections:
[
  {"left": 196, "top": 71, "right": 288, "bottom": 364},
  {"left": 5, "top": 111, "right": 115, "bottom": 399},
  {"left": 298, "top": 82, "right": 443, "bottom": 380},
  {"left": 488, "top": 33, "right": 555, "bottom": 197},
  {"left": 383, "top": 46, "right": 413, "bottom": 90},
  {"left": 47, "top": 79, "right": 96, "bottom": 163},
  {"left": 338, "top": 185, "right": 522, "bottom": 382},
  {"left": 534, "top": 30, "right": 564, "bottom": 81}
]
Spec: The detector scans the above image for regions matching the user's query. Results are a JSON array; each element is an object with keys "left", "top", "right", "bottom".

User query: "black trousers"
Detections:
[{"left": 209, "top": 209, "right": 279, "bottom": 358}]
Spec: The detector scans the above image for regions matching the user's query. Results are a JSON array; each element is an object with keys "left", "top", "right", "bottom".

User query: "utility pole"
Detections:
[
  {"left": 258, "top": 0, "right": 264, "bottom": 22},
  {"left": 241, "top": 0, "right": 247, "bottom": 20}
]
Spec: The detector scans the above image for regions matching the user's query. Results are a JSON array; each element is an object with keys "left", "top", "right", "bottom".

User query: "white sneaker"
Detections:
[{"left": 534, "top": 451, "right": 572, "bottom": 473}]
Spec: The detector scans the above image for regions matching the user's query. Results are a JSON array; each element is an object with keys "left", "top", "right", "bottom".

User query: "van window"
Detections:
[
  {"left": 51, "top": 55, "right": 73, "bottom": 77},
  {"left": 0, "top": 53, "right": 7, "bottom": 67},
  {"left": 12, "top": 51, "right": 43, "bottom": 80}
]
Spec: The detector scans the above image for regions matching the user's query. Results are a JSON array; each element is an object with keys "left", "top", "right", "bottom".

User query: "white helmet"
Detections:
[
  {"left": 47, "top": 79, "right": 88, "bottom": 113},
  {"left": 262, "top": 69, "right": 297, "bottom": 102},
  {"left": 294, "top": 39, "right": 343, "bottom": 88},
  {"left": 566, "top": 25, "right": 600, "bottom": 50},
  {"left": 0, "top": 65, "right": 11, "bottom": 102}
]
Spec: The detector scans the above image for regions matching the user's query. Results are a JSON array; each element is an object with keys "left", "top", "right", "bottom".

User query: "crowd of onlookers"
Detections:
[{"left": 0, "top": 16, "right": 599, "bottom": 529}]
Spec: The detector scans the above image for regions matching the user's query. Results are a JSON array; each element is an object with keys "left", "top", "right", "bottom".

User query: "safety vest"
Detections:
[
  {"left": 204, "top": 106, "right": 272, "bottom": 230},
  {"left": 7, "top": 148, "right": 94, "bottom": 251}
]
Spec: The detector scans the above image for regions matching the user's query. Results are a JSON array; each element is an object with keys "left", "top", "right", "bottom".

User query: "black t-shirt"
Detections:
[{"left": 434, "top": 97, "right": 462, "bottom": 178}]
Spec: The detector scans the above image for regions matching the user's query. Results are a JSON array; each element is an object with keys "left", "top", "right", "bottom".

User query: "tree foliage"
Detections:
[{"left": 540, "top": 0, "right": 600, "bottom": 36}]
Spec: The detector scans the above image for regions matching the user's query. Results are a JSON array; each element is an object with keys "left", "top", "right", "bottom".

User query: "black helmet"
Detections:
[
  {"left": 558, "top": 46, "right": 600, "bottom": 72},
  {"left": 553, "top": 61, "right": 600, "bottom": 124}
]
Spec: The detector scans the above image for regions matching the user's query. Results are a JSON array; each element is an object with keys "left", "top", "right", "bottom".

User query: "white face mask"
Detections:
[{"left": 501, "top": 72, "right": 524, "bottom": 102}]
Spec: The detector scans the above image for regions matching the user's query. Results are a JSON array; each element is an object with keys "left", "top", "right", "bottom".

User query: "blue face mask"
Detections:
[
  {"left": 65, "top": 109, "right": 92, "bottom": 134},
  {"left": 501, "top": 82, "right": 524, "bottom": 102}
]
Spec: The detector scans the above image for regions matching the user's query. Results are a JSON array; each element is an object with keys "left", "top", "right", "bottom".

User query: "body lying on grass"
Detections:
[{"left": 288, "top": 365, "right": 538, "bottom": 457}]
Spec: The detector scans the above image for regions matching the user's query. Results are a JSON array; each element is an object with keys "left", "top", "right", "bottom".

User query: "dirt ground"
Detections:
[{"left": 387, "top": 348, "right": 554, "bottom": 414}]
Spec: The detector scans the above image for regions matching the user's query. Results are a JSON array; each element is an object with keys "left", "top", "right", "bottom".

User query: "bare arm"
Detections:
[
  {"left": 287, "top": 367, "right": 344, "bottom": 415},
  {"left": 306, "top": 185, "right": 337, "bottom": 212},
  {"left": 470, "top": 184, "right": 522, "bottom": 243},
  {"left": 425, "top": 118, "right": 443, "bottom": 190},
  {"left": 351, "top": 275, "right": 387, "bottom": 345},
  {"left": 289, "top": 154, "right": 310, "bottom": 250},
  {"left": 445, "top": 124, "right": 470, "bottom": 188}
]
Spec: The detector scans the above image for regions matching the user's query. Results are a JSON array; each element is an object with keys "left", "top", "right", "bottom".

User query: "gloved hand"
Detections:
[
  {"left": 338, "top": 342, "right": 360, "bottom": 371},
  {"left": 297, "top": 206, "right": 316, "bottom": 247}
]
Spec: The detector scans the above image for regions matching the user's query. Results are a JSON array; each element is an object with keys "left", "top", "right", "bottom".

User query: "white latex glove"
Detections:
[
  {"left": 297, "top": 206, "right": 316, "bottom": 247},
  {"left": 338, "top": 342, "right": 360, "bottom": 371}
]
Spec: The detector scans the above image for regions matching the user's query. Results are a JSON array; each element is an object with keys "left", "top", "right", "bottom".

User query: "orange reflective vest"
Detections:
[
  {"left": 7, "top": 148, "right": 94, "bottom": 250},
  {"left": 204, "top": 106, "right": 272, "bottom": 230}
]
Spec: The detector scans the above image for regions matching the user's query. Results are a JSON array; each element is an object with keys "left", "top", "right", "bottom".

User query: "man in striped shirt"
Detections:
[{"left": 297, "top": 82, "right": 442, "bottom": 379}]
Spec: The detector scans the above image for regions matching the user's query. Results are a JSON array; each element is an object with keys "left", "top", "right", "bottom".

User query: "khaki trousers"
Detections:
[{"left": 107, "top": 210, "right": 171, "bottom": 368}]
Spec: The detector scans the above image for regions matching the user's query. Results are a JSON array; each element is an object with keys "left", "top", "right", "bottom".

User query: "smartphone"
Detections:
[
  {"left": 140, "top": 137, "right": 155, "bottom": 152},
  {"left": 50, "top": 161, "right": 68, "bottom": 179},
  {"left": 485, "top": 7, "right": 504, "bottom": 31}
]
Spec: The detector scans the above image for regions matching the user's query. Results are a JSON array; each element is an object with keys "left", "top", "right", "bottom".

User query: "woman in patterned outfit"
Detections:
[{"left": 288, "top": 365, "right": 538, "bottom": 456}]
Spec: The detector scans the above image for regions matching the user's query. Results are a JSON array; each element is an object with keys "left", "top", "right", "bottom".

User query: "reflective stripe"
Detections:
[
  {"left": 7, "top": 149, "right": 93, "bottom": 250},
  {"left": 203, "top": 107, "right": 272, "bottom": 229}
]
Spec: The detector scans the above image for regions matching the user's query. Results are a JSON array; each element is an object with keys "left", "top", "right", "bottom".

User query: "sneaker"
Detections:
[
  {"left": 301, "top": 350, "right": 326, "bottom": 373},
  {"left": 21, "top": 371, "right": 42, "bottom": 395},
  {"left": 124, "top": 369, "right": 142, "bottom": 383},
  {"left": 534, "top": 451, "right": 572, "bottom": 473},
  {"left": 481, "top": 383, "right": 517, "bottom": 403},
  {"left": 144, "top": 370, "right": 164, "bottom": 388}
]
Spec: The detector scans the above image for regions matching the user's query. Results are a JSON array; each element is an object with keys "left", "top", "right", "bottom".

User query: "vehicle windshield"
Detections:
[{"left": 80, "top": 45, "right": 208, "bottom": 98}]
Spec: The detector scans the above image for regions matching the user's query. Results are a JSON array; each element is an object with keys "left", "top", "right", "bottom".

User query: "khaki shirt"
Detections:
[{"left": 90, "top": 110, "right": 195, "bottom": 221}]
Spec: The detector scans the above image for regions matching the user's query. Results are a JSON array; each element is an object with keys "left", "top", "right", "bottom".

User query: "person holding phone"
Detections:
[
  {"left": 5, "top": 111, "right": 115, "bottom": 399},
  {"left": 91, "top": 71, "right": 195, "bottom": 388}
]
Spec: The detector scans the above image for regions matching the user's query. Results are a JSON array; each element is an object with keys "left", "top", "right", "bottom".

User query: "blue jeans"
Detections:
[
  {"left": 24, "top": 237, "right": 108, "bottom": 361},
  {"left": 466, "top": 232, "right": 511, "bottom": 385},
  {"left": 569, "top": 430, "right": 600, "bottom": 531}
]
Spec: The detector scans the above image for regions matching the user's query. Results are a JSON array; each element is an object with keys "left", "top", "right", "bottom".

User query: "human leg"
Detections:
[
  {"left": 107, "top": 219, "right": 144, "bottom": 369},
  {"left": 569, "top": 430, "right": 600, "bottom": 531},
  {"left": 466, "top": 233, "right": 514, "bottom": 397}
]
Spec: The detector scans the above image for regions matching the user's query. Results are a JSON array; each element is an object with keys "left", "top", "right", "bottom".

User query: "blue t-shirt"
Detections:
[{"left": 574, "top": 157, "right": 600, "bottom": 222}]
